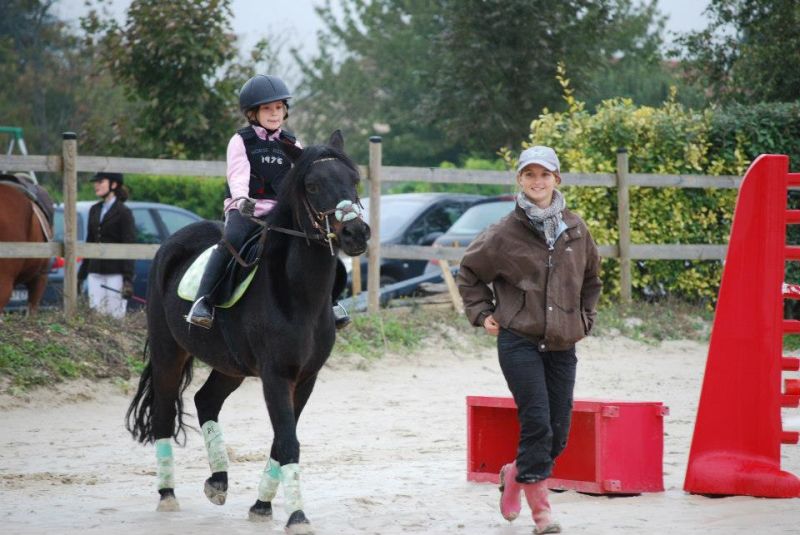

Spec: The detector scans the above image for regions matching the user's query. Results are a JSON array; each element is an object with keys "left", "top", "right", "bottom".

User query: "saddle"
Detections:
[
  {"left": 178, "top": 227, "right": 265, "bottom": 308},
  {"left": 0, "top": 173, "right": 55, "bottom": 239}
]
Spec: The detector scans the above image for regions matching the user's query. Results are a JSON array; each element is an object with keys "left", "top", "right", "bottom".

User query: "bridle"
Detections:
[
  {"left": 226, "top": 156, "right": 364, "bottom": 268},
  {"left": 299, "top": 157, "right": 364, "bottom": 254}
]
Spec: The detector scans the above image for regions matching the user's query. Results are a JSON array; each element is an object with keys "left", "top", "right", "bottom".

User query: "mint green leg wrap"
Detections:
[
  {"left": 155, "top": 438, "right": 175, "bottom": 490},
  {"left": 202, "top": 421, "right": 229, "bottom": 473},
  {"left": 280, "top": 463, "right": 303, "bottom": 514},
  {"left": 257, "top": 457, "right": 281, "bottom": 502}
]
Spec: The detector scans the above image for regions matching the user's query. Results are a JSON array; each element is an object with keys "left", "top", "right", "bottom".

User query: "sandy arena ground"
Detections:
[{"left": 1, "top": 332, "right": 799, "bottom": 534}]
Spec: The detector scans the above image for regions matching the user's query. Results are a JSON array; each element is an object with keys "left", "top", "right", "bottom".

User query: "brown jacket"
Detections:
[{"left": 457, "top": 205, "right": 602, "bottom": 351}]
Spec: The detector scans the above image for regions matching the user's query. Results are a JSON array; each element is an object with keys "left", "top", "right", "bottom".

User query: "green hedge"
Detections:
[
  {"left": 503, "top": 68, "right": 800, "bottom": 305},
  {"left": 710, "top": 102, "right": 800, "bottom": 171},
  {"left": 124, "top": 174, "right": 226, "bottom": 220}
]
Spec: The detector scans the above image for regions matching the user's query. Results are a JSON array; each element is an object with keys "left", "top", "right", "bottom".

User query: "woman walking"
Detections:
[{"left": 457, "top": 146, "right": 602, "bottom": 533}]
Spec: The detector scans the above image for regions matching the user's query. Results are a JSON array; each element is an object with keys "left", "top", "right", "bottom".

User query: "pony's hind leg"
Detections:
[
  {"left": 151, "top": 346, "right": 192, "bottom": 512},
  {"left": 25, "top": 272, "right": 47, "bottom": 315},
  {"left": 194, "top": 369, "right": 244, "bottom": 506},
  {"left": 128, "top": 336, "right": 192, "bottom": 513},
  {"left": 0, "top": 276, "right": 13, "bottom": 312}
]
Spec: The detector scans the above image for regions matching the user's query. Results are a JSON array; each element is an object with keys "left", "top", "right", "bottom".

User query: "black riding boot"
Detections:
[{"left": 187, "top": 245, "right": 230, "bottom": 329}]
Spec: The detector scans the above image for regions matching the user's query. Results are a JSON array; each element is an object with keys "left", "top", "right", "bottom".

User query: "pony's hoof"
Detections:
[
  {"left": 156, "top": 495, "right": 180, "bottom": 512},
  {"left": 285, "top": 510, "right": 314, "bottom": 535},
  {"left": 248, "top": 500, "right": 272, "bottom": 522},
  {"left": 204, "top": 478, "right": 227, "bottom": 505}
]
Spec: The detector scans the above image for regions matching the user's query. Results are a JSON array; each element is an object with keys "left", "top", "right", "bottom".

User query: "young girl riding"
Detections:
[{"left": 188, "top": 75, "right": 350, "bottom": 329}]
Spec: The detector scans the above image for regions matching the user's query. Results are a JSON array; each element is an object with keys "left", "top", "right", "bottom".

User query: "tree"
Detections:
[
  {"left": 675, "top": 0, "right": 800, "bottom": 103},
  {"left": 577, "top": 0, "right": 705, "bottom": 110},
  {"left": 82, "top": 0, "right": 241, "bottom": 159},
  {"left": 293, "top": 0, "right": 453, "bottom": 166},
  {"left": 430, "top": 0, "right": 673, "bottom": 150},
  {"left": 294, "top": 0, "right": 668, "bottom": 165},
  {"left": 0, "top": 0, "right": 90, "bottom": 155}
]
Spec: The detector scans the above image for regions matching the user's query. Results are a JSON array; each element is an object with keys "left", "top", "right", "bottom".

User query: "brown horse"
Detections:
[{"left": 0, "top": 177, "right": 53, "bottom": 314}]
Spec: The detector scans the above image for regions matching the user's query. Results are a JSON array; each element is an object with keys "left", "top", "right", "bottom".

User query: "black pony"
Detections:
[{"left": 126, "top": 131, "right": 370, "bottom": 535}]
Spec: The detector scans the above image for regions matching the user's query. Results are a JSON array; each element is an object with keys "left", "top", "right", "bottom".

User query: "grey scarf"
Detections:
[{"left": 516, "top": 189, "right": 566, "bottom": 249}]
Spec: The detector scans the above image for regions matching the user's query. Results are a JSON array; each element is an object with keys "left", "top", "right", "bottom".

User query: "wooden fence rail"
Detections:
[
  {"left": 0, "top": 153, "right": 743, "bottom": 188},
  {"left": 0, "top": 133, "right": 740, "bottom": 316}
]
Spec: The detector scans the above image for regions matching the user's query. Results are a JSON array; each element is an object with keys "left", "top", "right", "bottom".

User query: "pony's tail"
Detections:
[{"left": 125, "top": 338, "right": 195, "bottom": 445}]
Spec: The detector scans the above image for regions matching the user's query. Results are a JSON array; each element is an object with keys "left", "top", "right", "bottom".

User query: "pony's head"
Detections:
[{"left": 279, "top": 131, "right": 370, "bottom": 256}]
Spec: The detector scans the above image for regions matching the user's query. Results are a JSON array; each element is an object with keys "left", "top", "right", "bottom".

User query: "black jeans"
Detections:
[
  {"left": 223, "top": 209, "right": 260, "bottom": 251},
  {"left": 497, "top": 328, "right": 577, "bottom": 483}
]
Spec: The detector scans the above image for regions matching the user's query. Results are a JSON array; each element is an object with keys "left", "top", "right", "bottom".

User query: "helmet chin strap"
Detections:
[{"left": 100, "top": 185, "right": 116, "bottom": 200}]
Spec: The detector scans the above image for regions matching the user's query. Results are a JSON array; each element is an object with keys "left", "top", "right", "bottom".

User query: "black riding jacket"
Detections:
[{"left": 77, "top": 199, "right": 136, "bottom": 283}]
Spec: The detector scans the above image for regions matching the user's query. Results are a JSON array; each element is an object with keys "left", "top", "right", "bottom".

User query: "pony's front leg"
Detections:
[
  {"left": 195, "top": 370, "right": 244, "bottom": 506},
  {"left": 248, "top": 375, "right": 313, "bottom": 535}
]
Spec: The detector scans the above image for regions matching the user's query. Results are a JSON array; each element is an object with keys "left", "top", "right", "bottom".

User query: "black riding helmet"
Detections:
[
  {"left": 239, "top": 75, "right": 292, "bottom": 116},
  {"left": 91, "top": 172, "right": 124, "bottom": 186}
]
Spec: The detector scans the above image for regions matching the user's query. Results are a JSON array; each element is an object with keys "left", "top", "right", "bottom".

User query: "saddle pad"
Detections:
[{"left": 177, "top": 245, "right": 257, "bottom": 308}]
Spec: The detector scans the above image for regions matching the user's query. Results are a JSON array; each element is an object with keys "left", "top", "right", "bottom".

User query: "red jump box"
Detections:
[{"left": 466, "top": 396, "right": 668, "bottom": 494}]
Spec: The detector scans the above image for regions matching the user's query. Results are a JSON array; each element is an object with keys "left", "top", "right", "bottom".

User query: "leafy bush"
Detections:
[
  {"left": 502, "top": 64, "right": 800, "bottom": 305},
  {"left": 124, "top": 174, "right": 227, "bottom": 220},
  {"left": 710, "top": 102, "right": 800, "bottom": 173}
]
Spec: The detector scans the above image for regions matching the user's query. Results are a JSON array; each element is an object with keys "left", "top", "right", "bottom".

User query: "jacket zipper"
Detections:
[{"left": 542, "top": 246, "right": 553, "bottom": 350}]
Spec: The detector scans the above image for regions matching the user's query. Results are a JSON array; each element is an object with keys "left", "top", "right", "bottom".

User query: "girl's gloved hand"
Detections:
[
  {"left": 122, "top": 280, "right": 134, "bottom": 299},
  {"left": 239, "top": 198, "right": 256, "bottom": 217}
]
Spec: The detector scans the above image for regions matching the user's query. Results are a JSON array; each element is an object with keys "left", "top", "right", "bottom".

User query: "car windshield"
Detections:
[
  {"left": 361, "top": 198, "right": 431, "bottom": 241},
  {"left": 447, "top": 200, "right": 515, "bottom": 234},
  {"left": 53, "top": 210, "right": 85, "bottom": 241}
]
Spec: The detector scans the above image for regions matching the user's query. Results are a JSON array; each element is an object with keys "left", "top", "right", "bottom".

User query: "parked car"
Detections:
[
  {"left": 8, "top": 201, "right": 205, "bottom": 312},
  {"left": 423, "top": 195, "right": 516, "bottom": 275},
  {"left": 344, "top": 192, "right": 485, "bottom": 289}
]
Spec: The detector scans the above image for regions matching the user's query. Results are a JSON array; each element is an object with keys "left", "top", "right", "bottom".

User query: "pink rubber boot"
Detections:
[
  {"left": 523, "top": 480, "right": 561, "bottom": 534},
  {"left": 498, "top": 462, "right": 522, "bottom": 521}
]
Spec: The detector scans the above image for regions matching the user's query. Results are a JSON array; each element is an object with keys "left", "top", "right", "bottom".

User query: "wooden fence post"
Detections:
[
  {"left": 62, "top": 132, "right": 78, "bottom": 317},
  {"left": 616, "top": 147, "right": 632, "bottom": 304},
  {"left": 367, "top": 136, "right": 382, "bottom": 314},
  {"left": 351, "top": 255, "right": 362, "bottom": 297}
]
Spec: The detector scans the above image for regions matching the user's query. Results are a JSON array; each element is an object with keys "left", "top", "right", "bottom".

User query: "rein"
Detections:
[{"left": 223, "top": 156, "right": 363, "bottom": 268}]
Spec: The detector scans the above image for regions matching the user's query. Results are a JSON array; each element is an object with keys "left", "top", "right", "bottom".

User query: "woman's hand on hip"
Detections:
[{"left": 483, "top": 314, "right": 500, "bottom": 336}]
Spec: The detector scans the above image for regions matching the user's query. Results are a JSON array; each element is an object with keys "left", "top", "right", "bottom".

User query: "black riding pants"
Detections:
[
  {"left": 497, "top": 328, "right": 577, "bottom": 483},
  {"left": 222, "top": 209, "right": 260, "bottom": 252},
  {"left": 198, "top": 210, "right": 260, "bottom": 302}
]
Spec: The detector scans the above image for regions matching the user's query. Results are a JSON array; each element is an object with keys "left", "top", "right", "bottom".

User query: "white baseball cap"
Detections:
[{"left": 516, "top": 146, "right": 560, "bottom": 173}]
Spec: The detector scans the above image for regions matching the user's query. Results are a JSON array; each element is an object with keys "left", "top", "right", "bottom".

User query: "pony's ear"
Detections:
[
  {"left": 328, "top": 130, "right": 344, "bottom": 152},
  {"left": 281, "top": 140, "right": 304, "bottom": 163}
]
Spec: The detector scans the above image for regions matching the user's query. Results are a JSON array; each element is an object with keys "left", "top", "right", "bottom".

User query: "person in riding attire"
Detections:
[
  {"left": 77, "top": 172, "right": 137, "bottom": 319},
  {"left": 457, "top": 146, "right": 602, "bottom": 534},
  {"left": 188, "top": 74, "right": 351, "bottom": 329}
]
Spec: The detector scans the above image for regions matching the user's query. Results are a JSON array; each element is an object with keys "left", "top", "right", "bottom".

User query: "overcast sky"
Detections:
[{"left": 56, "top": 0, "right": 711, "bottom": 60}]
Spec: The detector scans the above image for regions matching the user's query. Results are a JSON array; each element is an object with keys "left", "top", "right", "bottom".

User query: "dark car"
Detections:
[
  {"left": 8, "top": 201, "right": 204, "bottom": 312},
  {"left": 343, "top": 192, "right": 485, "bottom": 288},
  {"left": 423, "top": 195, "right": 516, "bottom": 275}
]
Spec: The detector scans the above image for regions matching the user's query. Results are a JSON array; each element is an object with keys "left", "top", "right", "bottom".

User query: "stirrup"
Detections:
[{"left": 186, "top": 297, "right": 214, "bottom": 329}]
